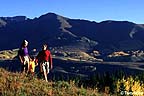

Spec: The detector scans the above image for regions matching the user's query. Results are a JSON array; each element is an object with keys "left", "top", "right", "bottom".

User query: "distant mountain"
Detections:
[{"left": 0, "top": 12, "right": 144, "bottom": 54}]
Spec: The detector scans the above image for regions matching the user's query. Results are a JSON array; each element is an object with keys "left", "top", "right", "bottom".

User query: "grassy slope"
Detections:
[{"left": 0, "top": 68, "right": 100, "bottom": 96}]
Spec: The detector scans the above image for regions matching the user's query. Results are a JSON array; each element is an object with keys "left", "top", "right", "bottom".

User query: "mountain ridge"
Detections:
[{"left": 0, "top": 12, "right": 144, "bottom": 54}]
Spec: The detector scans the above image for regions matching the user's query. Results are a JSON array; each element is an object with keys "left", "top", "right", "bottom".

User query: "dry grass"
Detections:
[
  {"left": 1, "top": 64, "right": 143, "bottom": 96},
  {"left": 0, "top": 68, "right": 53, "bottom": 96},
  {"left": 0, "top": 68, "right": 100, "bottom": 96}
]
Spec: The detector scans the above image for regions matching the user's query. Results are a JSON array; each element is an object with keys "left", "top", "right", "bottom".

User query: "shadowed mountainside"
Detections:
[{"left": 0, "top": 12, "right": 144, "bottom": 54}]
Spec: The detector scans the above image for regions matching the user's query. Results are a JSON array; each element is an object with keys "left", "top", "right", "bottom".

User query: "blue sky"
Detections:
[{"left": 0, "top": 0, "right": 144, "bottom": 24}]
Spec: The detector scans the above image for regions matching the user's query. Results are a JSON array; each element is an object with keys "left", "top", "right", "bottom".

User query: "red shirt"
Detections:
[{"left": 36, "top": 50, "right": 52, "bottom": 67}]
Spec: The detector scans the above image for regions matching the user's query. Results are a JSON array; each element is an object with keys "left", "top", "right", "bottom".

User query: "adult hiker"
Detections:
[
  {"left": 18, "top": 40, "right": 30, "bottom": 73},
  {"left": 36, "top": 44, "right": 53, "bottom": 82}
]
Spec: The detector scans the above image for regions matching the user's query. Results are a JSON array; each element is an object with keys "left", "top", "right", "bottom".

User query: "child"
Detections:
[{"left": 29, "top": 57, "right": 37, "bottom": 76}]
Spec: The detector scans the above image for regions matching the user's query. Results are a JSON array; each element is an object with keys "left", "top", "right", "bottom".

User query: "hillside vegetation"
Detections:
[
  {"left": 0, "top": 68, "right": 100, "bottom": 96},
  {"left": 1, "top": 67, "right": 144, "bottom": 96}
]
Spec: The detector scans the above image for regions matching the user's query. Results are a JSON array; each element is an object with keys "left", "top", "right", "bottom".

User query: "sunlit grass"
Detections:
[
  {"left": 1, "top": 67, "right": 144, "bottom": 96},
  {"left": 0, "top": 68, "right": 99, "bottom": 96}
]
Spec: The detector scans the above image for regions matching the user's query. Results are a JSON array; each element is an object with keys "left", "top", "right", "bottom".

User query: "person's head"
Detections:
[
  {"left": 42, "top": 44, "right": 47, "bottom": 50},
  {"left": 22, "top": 40, "right": 28, "bottom": 47},
  {"left": 30, "top": 56, "right": 35, "bottom": 61}
]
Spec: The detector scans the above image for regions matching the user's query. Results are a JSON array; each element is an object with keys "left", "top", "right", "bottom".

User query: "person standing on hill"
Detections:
[
  {"left": 18, "top": 40, "right": 30, "bottom": 73},
  {"left": 36, "top": 44, "right": 53, "bottom": 82}
]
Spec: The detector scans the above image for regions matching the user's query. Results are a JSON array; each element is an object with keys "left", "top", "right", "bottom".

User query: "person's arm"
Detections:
[
  {"left": 19, "top": 55, "right": 23, "bottom": 63},
  {"left": 18, "top": 49, "right": 23, "bottom": 63},
  {"left": 35, "top": 52, "right": 41, "bottom": 65},
  {"left": 49, "top": 53, "right": 53, "bottom": 69}
]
